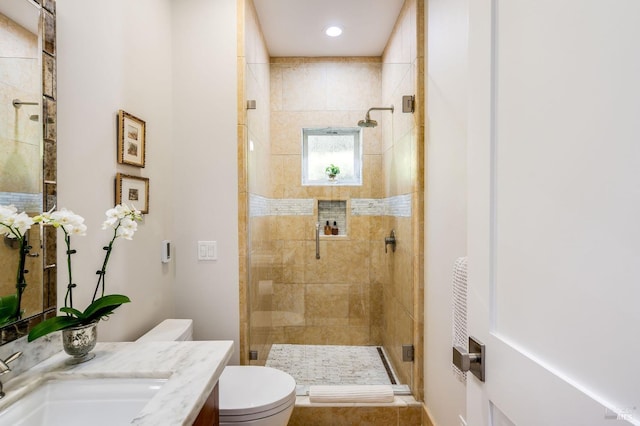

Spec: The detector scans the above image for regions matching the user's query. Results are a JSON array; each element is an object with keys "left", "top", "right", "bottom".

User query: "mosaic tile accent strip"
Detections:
[
  {"left": 250, "top": 194, "right": 412, "bottom": 218},
  {"left": 266, "top": 344, "right": 396, "bottom": 387},
  {"left": 272, "top": 198, "right": 314, "bottom": 216},
  {"left": 249, "top": 194, "right": 314, "bottom": 217},
  {"left": 249, "top": 193, "right": 269, "bottom": 217},
  {"left": 384, "top": 194, "right": 412, "bottom": 217},
  {"left": 350, "top": 198, "right": 385, "bottom": 216},
  {"left": 352, "top": 194, "right": 412, "bottom": 217},
  {"left": 0, "top": 192, "right": 43, "bottom": 213}
]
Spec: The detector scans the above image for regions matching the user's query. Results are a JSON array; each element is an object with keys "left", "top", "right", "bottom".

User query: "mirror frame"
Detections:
[{"left": 0, "top": 0, "right": 57, "bottom": 345}]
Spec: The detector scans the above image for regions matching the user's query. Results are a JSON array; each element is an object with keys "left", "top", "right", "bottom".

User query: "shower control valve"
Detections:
[{"left": 384, "top": 230, "right": 396, "bottom": 253}]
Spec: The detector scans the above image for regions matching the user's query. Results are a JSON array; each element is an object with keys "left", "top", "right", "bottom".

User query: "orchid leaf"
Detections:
[
  {"left": 28, "top": 316, "right": 82, "bottom": 342},
  {"left": 59, "top": 307, "right": 85, "bottom": 319},
  {"left": 82, "top": 294, "right": 130, "bottom": 321},
  {"left": 0, "top": 294, "right": 18, "bottom": 323}
]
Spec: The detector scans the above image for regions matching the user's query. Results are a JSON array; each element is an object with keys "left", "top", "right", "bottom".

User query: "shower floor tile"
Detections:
[{"left": 266, "top": 344, "right": 397, "bottom": 387}]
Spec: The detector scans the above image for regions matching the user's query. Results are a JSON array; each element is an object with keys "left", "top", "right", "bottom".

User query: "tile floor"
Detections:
[{"left": 266, "top": 344, "right": 413, "bottom": 396}]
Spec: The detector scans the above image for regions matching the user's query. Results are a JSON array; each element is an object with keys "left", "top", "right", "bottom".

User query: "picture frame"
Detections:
[
  {"left": 117, "top": 110, "right": 146, "bottom": 167},
  {"left": 115, "top": 173, "right": 149, "bottom": 214}
]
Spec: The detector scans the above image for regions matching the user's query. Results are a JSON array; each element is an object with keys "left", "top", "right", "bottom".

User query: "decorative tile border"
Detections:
[
  {"left": 249, "top": 193, "right": 270, "bottom": 217},
  {"left": 384, "top": 194, "right": 412, "bottom": 217},
  {"left": 352, "top": 194, "right": 412, "bottom": 217},
  {"left": 350, "top": 198, "right": 385, "bottom": 216},
  {"left": 249, "top": 194, "right": 314, "bottom": 217},
  {"left": 0, "top": 192, "right": 43, "bottom": 213},
  {"left": 250, "top": 193, "right": 412, "bottom": 218}
]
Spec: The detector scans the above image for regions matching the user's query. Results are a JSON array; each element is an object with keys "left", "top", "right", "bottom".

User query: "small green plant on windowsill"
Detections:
[{"left": 325, "top": 164, "right": 340, "bottom": 180}]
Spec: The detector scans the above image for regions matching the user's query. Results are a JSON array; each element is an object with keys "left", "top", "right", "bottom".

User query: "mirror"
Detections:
[{"left": 0, "top": 0, "right": 57, "bottom": 343}]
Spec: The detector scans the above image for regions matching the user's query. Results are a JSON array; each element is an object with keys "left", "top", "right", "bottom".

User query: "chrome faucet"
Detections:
[{"left": 0, "top": 352, "right": 22, "bottom": 398}]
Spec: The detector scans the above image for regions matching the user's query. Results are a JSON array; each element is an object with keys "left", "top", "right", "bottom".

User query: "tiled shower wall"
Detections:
[
  {"left": 0, "top": 13, "right": 41, "bottom": 199},
  {"left": 267, "top": 56, "right": 386, "bottom": 350},
  {"left": 0, "top": 11, "right": 44, "bottom": 320}
]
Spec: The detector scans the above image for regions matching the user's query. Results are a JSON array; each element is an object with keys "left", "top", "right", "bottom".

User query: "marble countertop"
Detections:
[{"left": 0, "top": 340, "right": 234, "bottom": 425}]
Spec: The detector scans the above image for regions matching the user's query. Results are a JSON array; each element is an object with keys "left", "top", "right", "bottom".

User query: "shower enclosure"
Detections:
[{"left": 239, "top": 0, "right": 424, "bottom": 402}]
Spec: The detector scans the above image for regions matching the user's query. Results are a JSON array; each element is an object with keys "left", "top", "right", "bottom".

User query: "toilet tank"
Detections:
[{"left": 136, "top": 319, "right": 193, "bottom": 342}]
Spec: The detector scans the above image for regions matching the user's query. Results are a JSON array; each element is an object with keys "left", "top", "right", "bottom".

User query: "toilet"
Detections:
[{"left": 137, "top": 319, "right": 296, "bottom": 426}]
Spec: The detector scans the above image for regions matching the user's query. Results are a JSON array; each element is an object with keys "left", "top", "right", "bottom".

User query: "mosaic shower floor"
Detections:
[{"left": 266, "top": 344, "right": 410, "bottom": 395}]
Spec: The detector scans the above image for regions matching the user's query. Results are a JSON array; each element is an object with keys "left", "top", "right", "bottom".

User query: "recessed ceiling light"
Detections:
[{"left": 325, "top": 26, "right": 343, "bottom": 37}]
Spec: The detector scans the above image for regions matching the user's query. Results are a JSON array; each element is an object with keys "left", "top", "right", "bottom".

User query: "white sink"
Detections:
[{"left": 0, "top": 377, "right": 167, "bottom": 426}]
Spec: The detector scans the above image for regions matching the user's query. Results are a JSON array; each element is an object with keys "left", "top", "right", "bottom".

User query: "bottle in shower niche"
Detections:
[
  {"left": 331, "top": 221, "right": 339, "bottom": 235},
  {"left": 324, "top": 221, "right": 331, "bottom": 235}
]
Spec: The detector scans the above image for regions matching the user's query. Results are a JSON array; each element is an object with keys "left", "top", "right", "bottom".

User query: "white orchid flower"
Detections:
[
  {"left": 0, "top": 205, "right": 33, "bottom": 238},
  {"left": 68, "top": 223, "right": 88, "bottom": 236},
  {"left": 12, "top": 212, "right": 34, "bottom": 236},
  {"left": 0, "top": 205, "right": 17, "bottom": 223},
  {"left": 101, "top": 217, "right": 118, "bottom": 230}
]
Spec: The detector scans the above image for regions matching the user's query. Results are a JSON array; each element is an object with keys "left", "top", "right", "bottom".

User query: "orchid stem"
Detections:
[
  {"left": 92, "top": 227, "right": 117, "bottom": 303},
  {"left": 64, "top": 232, "right": 74, "bottom": 311}
]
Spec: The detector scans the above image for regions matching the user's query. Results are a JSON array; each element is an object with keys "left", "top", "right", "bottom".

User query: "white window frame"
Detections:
[{"left": 301, "top": 127, "right": 363, "bottom": 186}]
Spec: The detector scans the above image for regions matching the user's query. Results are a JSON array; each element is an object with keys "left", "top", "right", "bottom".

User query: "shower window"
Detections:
[{"left": 301, "top": 128, "right": 362, "bottom": 186}]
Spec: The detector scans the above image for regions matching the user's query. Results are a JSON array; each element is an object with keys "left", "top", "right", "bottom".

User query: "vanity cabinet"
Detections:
[{"left": 194, "top": 383, "right": 220, "bottom": 426}]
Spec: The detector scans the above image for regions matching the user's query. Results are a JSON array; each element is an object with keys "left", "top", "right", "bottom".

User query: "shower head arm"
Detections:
[{"left": 365, "top": 106, "right": 394, "bottom": 118}]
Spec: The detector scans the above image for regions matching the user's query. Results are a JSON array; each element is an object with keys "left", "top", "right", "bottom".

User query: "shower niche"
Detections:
[{"left": 318, "top": 200, "right": 346, "bottom": 236}]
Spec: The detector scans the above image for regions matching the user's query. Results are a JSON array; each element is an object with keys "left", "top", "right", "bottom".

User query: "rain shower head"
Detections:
[
  {"left": 357, "top": 105, "right": 394, "bottom": 128},
  {"left": 357, "top": 116, "right": 378, "bottom": 128}
]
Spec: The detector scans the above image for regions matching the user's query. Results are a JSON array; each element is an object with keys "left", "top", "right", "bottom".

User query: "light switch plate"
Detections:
[{"left": 197, "top": 241, "right": 217, "bottom": 261}]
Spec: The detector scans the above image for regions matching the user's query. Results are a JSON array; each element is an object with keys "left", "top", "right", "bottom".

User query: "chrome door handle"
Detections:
[{"left": 452, "top": 336, "right": 485, "bottom": 382}]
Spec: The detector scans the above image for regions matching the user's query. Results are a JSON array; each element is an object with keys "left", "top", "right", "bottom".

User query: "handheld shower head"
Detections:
[{"left": 357, "top": 105, "right": 394, "bottom": 128}]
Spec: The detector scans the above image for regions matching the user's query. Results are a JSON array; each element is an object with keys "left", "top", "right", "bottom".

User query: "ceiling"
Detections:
[{"left": 252, "top": 0, "right": 405, "bottom": 57}]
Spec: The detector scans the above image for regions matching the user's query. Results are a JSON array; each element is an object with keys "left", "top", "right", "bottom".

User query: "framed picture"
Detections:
[
  {"left": 117, "top": 110, "right": 146, "bottom": 167},
  {"left": 115, "top": 173, "right": 149, "bottom": 214}
]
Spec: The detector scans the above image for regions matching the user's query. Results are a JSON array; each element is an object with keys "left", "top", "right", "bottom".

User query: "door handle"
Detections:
[{"left": 452, "top": 336, "right": 485, "bottom": 382}]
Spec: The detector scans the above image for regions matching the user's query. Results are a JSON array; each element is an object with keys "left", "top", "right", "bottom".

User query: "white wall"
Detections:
[
  {"left": 171, "top": 0, "right": 240, "bottom": 365},
  {"left": 424, "top": 0, "right": 469, "bottom": 424},
  {"left": 56, "top": 0, "right": 176, "bottom": 341}
]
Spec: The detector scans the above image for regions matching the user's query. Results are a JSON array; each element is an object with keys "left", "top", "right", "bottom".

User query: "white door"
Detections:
[{"left": 467, "top": 1, "right": 640, "bottom": 425}]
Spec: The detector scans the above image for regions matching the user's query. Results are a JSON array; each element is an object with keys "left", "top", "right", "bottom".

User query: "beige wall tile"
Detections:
[
  {"left": 399, "top": 405, "right": 422, "bottom": 426},
  {"left": 325, "top": 62, "right": 381, "bottom": 111},
  {"left": 348, "top": 283, "right": 371, "bottom": 327},
  {"left": 272, "top": 282, "right": 305, "bottom": 325},
  {"left": 305, "top": 283, "right": 349, "bottom": 325},
  {"left": 281, "top": 62, "right": 327, "bottom": 111},
  {"left": 0, "top": 14, "right": 38, "bottom": 58},
  {"left": 348, "top": 215, "right": 370, "bottom": 241},
  {"left": 289, "top": 406, "right": 401, "bottom": 426},
  {"left": 0, "top": 19, "right": 40, "bottom": 151},
  {"left": 0, "top": 138, "right": 41, "bottom": 193}
]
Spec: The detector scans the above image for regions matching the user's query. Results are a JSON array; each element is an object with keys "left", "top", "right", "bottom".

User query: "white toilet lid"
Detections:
[{"left": 219, "top": 366, "right": 296, "bottom": 417}]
